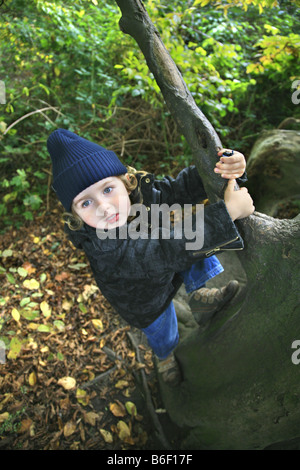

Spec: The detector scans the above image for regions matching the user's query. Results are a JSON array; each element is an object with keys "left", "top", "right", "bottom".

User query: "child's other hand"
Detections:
[
  {"left": 214, "top": 149, "right": 246, "bottom": 179},
  {"left": 224, "top": 179, "right": 255, "bottom": 221}
]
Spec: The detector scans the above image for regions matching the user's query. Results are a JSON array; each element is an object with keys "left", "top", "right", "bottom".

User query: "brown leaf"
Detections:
[
  {"left": 63, "top": 421, "right": 77, "bottom": 437},
  {"left": 99, "top": 428, "right": 113, "bottom": 443},
  {"left": 109, "top": 401, "right": 126, "bottom": 417},
  {"left": 55, "top": 272, "right": 70, "bottom": 281},
  {"left": 83, "top": 411, "right": 100, "bottom": 426}
]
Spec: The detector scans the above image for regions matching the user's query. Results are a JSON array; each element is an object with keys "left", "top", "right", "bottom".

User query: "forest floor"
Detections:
[{"left": 0, "top": 208, "right": 184, "bottom": 451}]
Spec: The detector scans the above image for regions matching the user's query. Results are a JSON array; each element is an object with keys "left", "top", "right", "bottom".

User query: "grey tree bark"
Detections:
[{"left": 114, "top": 0, "right": 300, "bottom": 450}]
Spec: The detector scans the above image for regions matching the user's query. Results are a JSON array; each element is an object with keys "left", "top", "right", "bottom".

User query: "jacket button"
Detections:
[
  {"left": 146, "top": 206, "right": 150, "bottom": 211},
  {"left": 145, "top": 178, "right": 150, "bottom": 183}
]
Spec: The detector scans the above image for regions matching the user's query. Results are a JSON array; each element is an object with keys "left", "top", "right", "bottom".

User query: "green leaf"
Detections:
[
  {"left": 17, "top": 267, "right": 28, "bottom": 278},
  {"left": 1, "top": 249, "right": 13, "bottom": 257},
  {"left": 8, "top": 336, "right": 23, "bottom": 360},
  {"left": 37, "top": 325, "right": 52, "bottom": 333},
  {"left": 6, "top": 273, "right": 16, "bottom": 284},
  {"left": 53, "top": 320, "right": 65, "bottom": 332}
]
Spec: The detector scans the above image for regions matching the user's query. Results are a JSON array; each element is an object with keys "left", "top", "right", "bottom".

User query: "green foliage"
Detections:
[{"left": 0, "top": 0, "right": 299, "bottom": 231}]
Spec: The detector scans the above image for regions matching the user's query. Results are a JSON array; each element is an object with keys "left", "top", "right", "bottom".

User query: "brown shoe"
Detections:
[
  {"left": 156, "top": 353, "right": 182, "bottom": 386},
  {"left": 188, "top": 280, "right": 239, "bottom": 326}
]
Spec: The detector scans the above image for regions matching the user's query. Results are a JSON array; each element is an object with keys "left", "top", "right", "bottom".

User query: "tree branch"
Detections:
[{"left": 114, "top": 0, "right": 224, "bottom": 202}]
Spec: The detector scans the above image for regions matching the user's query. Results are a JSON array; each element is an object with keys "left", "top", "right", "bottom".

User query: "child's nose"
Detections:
[{"left": 95, "top": 199, "right": 110, "bottom": 217}]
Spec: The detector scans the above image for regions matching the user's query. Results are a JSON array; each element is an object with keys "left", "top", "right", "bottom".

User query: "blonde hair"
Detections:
[{"left": 63, "top": 167, "right": 145, "bottom": 231}]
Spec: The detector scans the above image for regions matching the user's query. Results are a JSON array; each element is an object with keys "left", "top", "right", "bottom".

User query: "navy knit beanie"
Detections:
[{"left": 47, "top": 128, "right": 127, "bottom": 211}]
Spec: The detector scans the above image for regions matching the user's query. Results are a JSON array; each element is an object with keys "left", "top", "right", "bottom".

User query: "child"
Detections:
[{"left": 47, "top": 128, "right": 254, "bottom": 386}]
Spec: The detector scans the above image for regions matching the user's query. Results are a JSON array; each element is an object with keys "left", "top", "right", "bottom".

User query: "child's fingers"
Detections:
[{"left": 225, "top": 178, "right": 237, "bottom": 190}]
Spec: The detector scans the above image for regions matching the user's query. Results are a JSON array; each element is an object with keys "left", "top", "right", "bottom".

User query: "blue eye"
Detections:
[
  {"left": 103, "top": 186, "right": 112, "bottom": 194},
  {"left": 82, "top": 200, "right": 91, "bottom": 208}
]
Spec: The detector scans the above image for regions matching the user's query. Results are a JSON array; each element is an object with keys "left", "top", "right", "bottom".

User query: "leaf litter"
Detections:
[{"left": 0, "top": 210, "right": 169, "bottom": 450}]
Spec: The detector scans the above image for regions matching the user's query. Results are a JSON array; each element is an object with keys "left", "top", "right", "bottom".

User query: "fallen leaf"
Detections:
[
  {"left": 63, "top": 421, "right": 76, "bottom": 437},
  {"left": 0, "top": 412, "right": 9, "bottom": 423},
  {"left": 22, "top": 262, "right": 36, "bottom": 274},
  {"left": 76, "top": 388, "right": 89, "bottom": 406},
  {"left": 17, "top": 267, "right": 28, "bottom": 278},
  {"left": 27, "top": 322, "right": 39, "bottom": 330},
  {"left": 37, "top": 324, "right": 52, "bottom": 333},
  {"left": 28, "top": 371, "right": 37, "bottom": 386},
  {"left": 99, "top": 428, "right": 113, "bottom": 443},
  {"left": 91, "top": 319, "right": 103, "bottom": 331},
  {"left": 117, "top": 420, "right": 131, "bottom": 440},
  {"left": 55, "top": 271, "right": 69, "bottom": 281},
  {"left": 83, "top": 411, "right": 99, "bottom": 426},
  {"left": 1, "top": 249, "right": 13, "bottom": 257},
  {"left": 109, "top": 401, "right": 126, "bottom": 417},
  {"left": 62, "top": 300, "right": 73, "bottom": 311},
  {"left": 115, "top": 380, "right": 129, "bottom": 389},
  {"left": 11, "top": 308, "right": 20, "bottom": 323},
  {"left": 40, "top": 300, "right": 51, "bottom": 318},
  {"left": 18, "top": 418, "right": 33, "bottom": 434},
  {"left": 7, "top": 336, "right": 23, "bottom": 359},
  {"left": 23, "top": 279, "right": 40, "bottom": 290},
  {"left": 125, "top": 401, "right": 137, "bottom": 417},
  {"left": 57, "top": 376, "right": 76, "bottom": 390}
]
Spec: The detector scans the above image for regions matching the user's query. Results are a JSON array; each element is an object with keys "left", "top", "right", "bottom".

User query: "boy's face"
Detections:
[{"left": 72, "top": 175, "right": 131, "bottom": 230}]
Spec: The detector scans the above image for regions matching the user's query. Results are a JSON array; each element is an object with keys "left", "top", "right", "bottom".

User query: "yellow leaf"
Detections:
[
  {"left": 40, "top": 300, "right": 51, "bottom": 318},
  {"left": 109, "top": 402, "right": 126, "bottom": 417},
  {"left": 117, "top": 420, "right": 131, "bottom": 440},
  {"left": 62, "top": 300, "right": 73, "bottom": 311},
  {"left": 57, "top": 376, "right": 76, "bottom": 390},
  {"left": 7, "top": 336, "right": 23, "bottom": 360},
  {"left": 115, "top": 380, "right": 129, "bottom": 389},
  {"left": 27, "top": 323, "right": 39, "bottom": 330},
  {"left": 0, "top": 412, "right": 9, "bottom": 424},
  {"left": 91, "top": 319, "right": 103, "bottom": 331},
  {"left": 28, "top": 371, "right": 37, "bottom": 386},
  {"left": 11, "top": 308, "right": 20, "bottom": 322},
  {"left": 23, "top": 279, "right": 40, "bottom": 290},
  {"left": 76, "top": 388, "right": 89, "bottom": 406},
  {"left": 63, "top": 421, "right": 76, "bottom": 437},
  {"left": 100, "top": 428, "right": 113, "bottom": 443}
]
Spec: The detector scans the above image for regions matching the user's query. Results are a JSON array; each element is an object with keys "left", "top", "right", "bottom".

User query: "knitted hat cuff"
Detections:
[{"left": 47, "top": 128, "right": 127, "bottom": 211}]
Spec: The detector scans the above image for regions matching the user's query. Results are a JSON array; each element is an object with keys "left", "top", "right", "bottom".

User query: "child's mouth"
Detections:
[{"left": 106, "top": 213, "right": 119, "bottom": 224}]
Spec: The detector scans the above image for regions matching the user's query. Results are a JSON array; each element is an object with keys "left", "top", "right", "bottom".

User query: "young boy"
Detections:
[{"left": 47, "top": 128, "right": 254, "bottom": 386}]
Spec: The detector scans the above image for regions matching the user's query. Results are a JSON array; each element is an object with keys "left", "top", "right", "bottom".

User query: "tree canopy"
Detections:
[{"left": 0, "top": 0, "right": 299, "bottom": 230}]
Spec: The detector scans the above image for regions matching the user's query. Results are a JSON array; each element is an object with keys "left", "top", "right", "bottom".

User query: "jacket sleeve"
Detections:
[
  {"left": 153, "top": 166, "right": 207, "bottom": 205},
  {"left": 152, "top": 166, "right": 247, "bottom": 205}
]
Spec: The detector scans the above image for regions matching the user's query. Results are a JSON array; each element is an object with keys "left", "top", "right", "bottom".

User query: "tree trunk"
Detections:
[{"left": 114, "top": 0, "right": 300, "bottom": 449}]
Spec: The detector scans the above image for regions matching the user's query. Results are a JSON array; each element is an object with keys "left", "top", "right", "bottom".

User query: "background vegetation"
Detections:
[{"left": 0, "top": 0, "right": 299, "bottom": 231}]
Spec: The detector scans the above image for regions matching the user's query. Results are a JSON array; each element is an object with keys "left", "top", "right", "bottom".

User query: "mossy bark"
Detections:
[
  {"left": 164, "top": 213, "right": 300, "bottom": 449},
  {"left": 114, "top": 0, "right": 300, "bottom": 449}
]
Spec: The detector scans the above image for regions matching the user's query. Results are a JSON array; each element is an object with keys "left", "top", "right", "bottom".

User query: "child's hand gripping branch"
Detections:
[
  {"left": 224, "top": 179, "right": 255, "bottom": 221},
  {"left": 215, "top": 149, "right": 246, "bottom": 179},
  {"left": 214, "top": 148, "right": 255, "bottom": 221}
]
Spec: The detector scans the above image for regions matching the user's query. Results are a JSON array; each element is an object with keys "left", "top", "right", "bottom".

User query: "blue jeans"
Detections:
[{"left": 142, "top": 256, "right": 223, "bottom": 359}]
